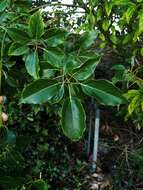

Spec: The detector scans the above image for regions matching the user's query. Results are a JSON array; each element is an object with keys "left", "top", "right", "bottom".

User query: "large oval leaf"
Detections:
[
  {"left": 24, "top": 51, "right": 40, "bottom": 79},
  {"left": 43, "top": 47, "right": 64, "bottom": 68},
  {"left": 7, "top": 28, "right": 30, "bottom": 43},
  {"left": 73, "top": 56, "right": 101, "bottom": 81},
  {"left": 79, "top": 30, "right": 99, "bottom": 49},
  {"left": 8, "top": 42, "right": 29, "bottom": 56},
  {"left": 46, "top": 28, "right": 68, "bottom": 47},
  {"left": 81, "top": 80, "right": 127, "bottom": 106},
  {"left": 61, "top": 97, "right": 86, "bottom": 141},
  {"left": 21, "top": 79, "right": 62, "bottom": 104},
  {"left": 28, "top": 11, "right": 44, "bottom": 39},
  {"left": 63, "top": 54, "right": 81, "bottom": 73},
  {"left": 78, "top": 51, "right": 100, "bottom": 63}
]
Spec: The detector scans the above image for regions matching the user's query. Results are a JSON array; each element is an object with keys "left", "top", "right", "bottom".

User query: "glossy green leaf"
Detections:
[
  {"left": 24, "top": 51, "right": 40, "bottom": 79},
  {"left": 81, "top": 80, "right": 127, "bottom": 106},
  {"left": 61, "top": 97, "right": 86, "bottom": 141},
  {"left": 79, "top": 30, "right": 99, "bottom": 49},
  {"left": 78, "top": 51, "right": 100, "bottom": 63},
  {"left": 73, "top": 56, "right": 101, "bottom": 81},
  {"left": 46, "top": 28, "right": 68, "bottom": 47},
  {"left": 21, "top": 79, "right": 62, "bottom": 104},
  {"left": 28, "top": 11, "right": 44, "bottom": 39},
  {"left": 7, "top": 28, "right": 30, "bottom": 43},
  {"left": 112, "top": 64, "right": 125, "bottom": 71},
  {"left": 32, "top": 179, "right": 49, "bottom": 190},
  {"left": 43, "top": 48, "right": 64, "bottom": 68},
  {"left": 8, "top": 42, "right": 29, "bottom": 56},
  {"left": 50, "top": 84, "right": 64, "bottom": 103},
  {"left": 63, "top": 54, "right": 81, "bottom": 73}
]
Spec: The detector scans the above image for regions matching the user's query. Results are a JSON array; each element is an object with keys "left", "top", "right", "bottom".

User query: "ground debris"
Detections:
[{"left": 83, "top": 172, "right": 112, "bottom": 190}]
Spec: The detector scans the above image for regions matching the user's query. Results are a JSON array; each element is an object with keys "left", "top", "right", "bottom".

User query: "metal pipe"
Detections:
[
  {"left": 92, "top": 107, "right": 100, "bottom": 171},
  {"left": 87, "top": 108, "right": 93, "bottom": 156},
  {"left": 87, "top": 99, "right": 94, "bottom": 156}
]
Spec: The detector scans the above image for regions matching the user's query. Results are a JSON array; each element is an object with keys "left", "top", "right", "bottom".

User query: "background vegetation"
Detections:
[{"left": 0, "top": 0, "right": 143, "bottom": 189}]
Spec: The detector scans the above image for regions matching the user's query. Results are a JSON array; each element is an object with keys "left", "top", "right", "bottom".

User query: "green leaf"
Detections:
[
  {"left": 21, "top": 79, "right": 62, "bottom": 104},
  {"left": 112, "top": 64, "right": 126, "bottom": 83},
  {"left": 0, "top": 0, "right": 10, "bottom": 12},
  {"left": 46, "top": 28, "right": 68, "bottom": 47},
  {"left": 79, "top": 30, "right": 99, "bottom": 49},
  {"left": 102, "top": 20, "right": 110, "bottom": 31},
  {"left": 78, "top": 51, "right": 100, "bottom": 63},
  {"left": 81, "top": 80, "right": 126, "bottom": 106},
  {"left": 8, "top": 42, "right": 29, "bottom": 56},
  {"left": 89, "top": 0, "right": 98, "bottom": 6},
  {"left": 61, "top": 97, "right": 86, "bottom": 141},
  {"left": 124, "top": 4, "right": 136, "bottom": 23},
  {"left": 112, "top": 0, "right": 131, "bottom": 6},
  {"left": 128, "top": 95, "right": 140, "bottom": 114},
  {"left": 32, "top": 179, "right": 49, "bottom": 190},
  {"left": 50, "top": 84, "right": 64, "bottom": 103},
  {"left": 0, "top": 176, "right": 25, "bottom": 189},
  {"left": 124, "top": 90, "right": 139, "bottom": 99},
  {"left": 104, "top": 2, "right": 113, "bottom": 16},
  {"left": 7, "top": 28, "right": 30, "bottom": 43},
  {"left": 63, "top": 54, "right": 81, "bottom": 73},
  {"left": 138, "top": 10, "right": 143, "bottom": 35},
  {"left": 41, "top": 68, "right": 56, "bottom": 79},
  {"left": 122, "top": 33, "right": 132, "bottom": 44},
  {"left": 28, "top": 11, "right": 44, "bottom": 39},
  {"left": 110, "top": 34, "right": 118, "bottom": 44},
  {"left": 43, "top": 48, "right": 64, "bottom": 68},
  {"left": 73, "top": 56, "right": 101, "bottom": 81},
  {"left": 88, "top": 12, "right": 96, "bottom": 29},
  {"left": 24, "top": 51, "right": 40, "bottom": 79},
  {"left": 6, "top": 75, "right": 18, "bottom": 88},
  {"left": 112, "top": 64, "right": 125, "bottom": 71}
]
